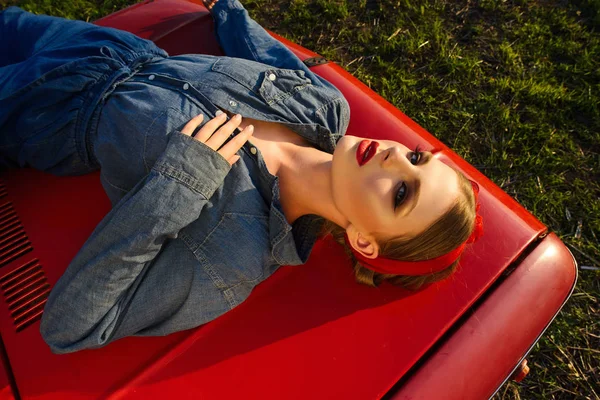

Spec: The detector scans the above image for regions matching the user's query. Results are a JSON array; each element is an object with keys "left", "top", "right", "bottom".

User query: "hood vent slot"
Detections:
[
  {"left": 0, "top": 201, "right": 33, "bottom": 268},
  {"left": 0, "top": 182, "right": 51, "bottom": 331},
  {"left": 1, "top": 259, "right": 50, "bottom": 332}
]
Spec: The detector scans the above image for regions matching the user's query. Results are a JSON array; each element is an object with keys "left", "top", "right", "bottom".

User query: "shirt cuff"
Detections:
[
  {"left": 152, "top": 131, "right": 232, "bottom": 199},
  {"left": 210, "top": 0, "right": 245, "bottom": 17}
]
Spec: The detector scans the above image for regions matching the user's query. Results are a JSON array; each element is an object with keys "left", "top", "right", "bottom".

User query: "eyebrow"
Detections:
[{"left": 403, "top": 151, "right": 433, "bottom": 216}]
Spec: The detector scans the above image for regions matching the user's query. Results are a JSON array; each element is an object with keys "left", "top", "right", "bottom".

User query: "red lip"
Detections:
[{"left": 356, "top": 140, "right": 379, "bottom": 166}]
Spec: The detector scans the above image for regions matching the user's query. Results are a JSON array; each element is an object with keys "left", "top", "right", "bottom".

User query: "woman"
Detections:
[{"left": 0, "top": 0, "right": 481, "bottom": 354}]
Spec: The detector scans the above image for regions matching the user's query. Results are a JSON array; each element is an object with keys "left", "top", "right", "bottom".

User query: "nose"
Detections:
[
  {"left": 381, "top": 146, "right": 419, "bottom": 178},
  {"left": 382, "top": 146, "right": 407, "bottom": 168}
]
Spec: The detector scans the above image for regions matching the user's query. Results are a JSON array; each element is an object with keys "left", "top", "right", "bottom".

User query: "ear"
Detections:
[{"left": 345, "top": 224, "right": 380, "bottom": 259}]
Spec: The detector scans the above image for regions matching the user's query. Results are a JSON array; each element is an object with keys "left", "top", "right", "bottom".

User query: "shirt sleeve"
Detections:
[
  {"left": 210, "top": 0, "right": 339, "bottom": 91},
  {"left": 39, "top": 131, "right": 232, "bottom": 354}
]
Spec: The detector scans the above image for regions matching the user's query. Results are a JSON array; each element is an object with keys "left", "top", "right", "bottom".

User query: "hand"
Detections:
[
  {"left": 202, "top": 0, "right": 219, "bottom": 11},
  {"left": 180, "top": 112, "right": 253, "bottom": 166}
]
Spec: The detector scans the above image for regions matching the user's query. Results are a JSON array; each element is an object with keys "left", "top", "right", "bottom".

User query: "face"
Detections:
[{"left": 331, "top": 135, "right": 461, "bottom": 251}]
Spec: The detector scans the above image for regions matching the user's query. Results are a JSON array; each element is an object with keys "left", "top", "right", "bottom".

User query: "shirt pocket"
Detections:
[
  {"left": 197, "top": 212, "right": 273, "bottom": 292},
  {"left": 210, "top": 58, "right": 312, "bottom": 105}
]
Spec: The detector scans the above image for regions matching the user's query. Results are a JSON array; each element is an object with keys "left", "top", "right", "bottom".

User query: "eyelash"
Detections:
[{"left": 394, "top": 145, "right": 423, "bottom": 210}]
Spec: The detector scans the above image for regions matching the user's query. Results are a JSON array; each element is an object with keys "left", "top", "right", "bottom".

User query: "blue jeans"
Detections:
[{"left": 0, "top": 6, "right": 168, "bottom": 175}]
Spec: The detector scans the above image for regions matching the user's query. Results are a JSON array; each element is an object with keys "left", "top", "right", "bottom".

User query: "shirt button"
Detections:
[
  {"left": 183, "top": 83, "right": 190, "bottom": 90},
  {"left": 250, "top": 147, "right": 257, "bottom": 155},
  {"left": 229, "top": 100, "right": 238, "bottom": 107},
  {"left": 148, "top": 74, "right": 155, "bottom": 80},
  {"left": 268, "top": 73, "right": 276, "bottom": 81}
]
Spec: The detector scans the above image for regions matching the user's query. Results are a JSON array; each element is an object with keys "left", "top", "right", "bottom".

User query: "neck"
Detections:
[{"left": 277, "top": 143, "right": 348, "bottom": 229}]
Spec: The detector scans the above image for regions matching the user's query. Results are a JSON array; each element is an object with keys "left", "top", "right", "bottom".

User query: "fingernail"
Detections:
[
  {"left": 215, "top": 110, "right": 223, "bottom": 116},
  {"left": 247, "top": 124, "right": 254, "bottom": 132},
  {"left": 234, "top": 114, "right": 242, "bottom": 120}
]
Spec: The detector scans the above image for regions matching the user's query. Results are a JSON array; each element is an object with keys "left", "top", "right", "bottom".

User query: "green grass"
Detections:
[
  {"left": 2, "top": 0, "right": 599, "bottom": 398},
  {"left": 0, "top": 0, "right": 133, "bottom": 20}
]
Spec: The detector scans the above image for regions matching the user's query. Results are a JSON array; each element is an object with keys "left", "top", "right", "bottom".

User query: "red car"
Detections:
[{"left": 0, "top": 1, "right": 576, "bottom": 398}]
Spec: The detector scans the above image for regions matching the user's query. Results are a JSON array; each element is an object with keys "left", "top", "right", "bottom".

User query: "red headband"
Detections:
[{"left": 343, "top": 180, "right": 483, "bottom": 276}]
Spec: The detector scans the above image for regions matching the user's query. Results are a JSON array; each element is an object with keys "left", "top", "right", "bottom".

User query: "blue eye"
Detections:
[
  {"left": 395, "top": 182, "right": 407, "bottom": 209},
  {"left": 410, "top": 152, "right": 421, "bottom": 165}
]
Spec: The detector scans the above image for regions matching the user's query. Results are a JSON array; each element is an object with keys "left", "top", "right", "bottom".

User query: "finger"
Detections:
[
  {"left": 194, "top": 112, "right": 228, "bottom": 142},
  {"left": 204, "top": 114, "right": 243, "bottom": 150},
  {"left": 180, "top": 114, "right": 204, "bottom": 136},
  {"left": 219, "top": 124, "right": 254, "bottom": 161},
  {"left": 227, "top": 155, "right": 241, "bottom": 166}
]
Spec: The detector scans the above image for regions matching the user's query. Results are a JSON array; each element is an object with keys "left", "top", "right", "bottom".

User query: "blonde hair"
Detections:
[{"left": 319, "top": 169, "right": 477, "bottom": 291}]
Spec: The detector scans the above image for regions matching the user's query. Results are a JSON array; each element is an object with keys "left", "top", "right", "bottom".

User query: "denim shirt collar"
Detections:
[
  {"left": 279, "top": 121, "right": 343, "bottom": 155},
  {"left": 268, "top": 177, "right": 327, "bottom": 266}
]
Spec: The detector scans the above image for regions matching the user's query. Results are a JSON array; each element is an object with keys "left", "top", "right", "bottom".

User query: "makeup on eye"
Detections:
[
  {"left": 394, "top": 182, "right": 408, "bottom": 209},
  {"left": 393, "top": 145, "right": 425, "bottom": 211},
  {"left": 410, "top": 145, "right": 423, "bottom": 164}
]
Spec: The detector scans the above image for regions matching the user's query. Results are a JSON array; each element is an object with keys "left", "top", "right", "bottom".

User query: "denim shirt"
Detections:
[{"left": 0, "top": 2, "right": 349, "bottom": 353}]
